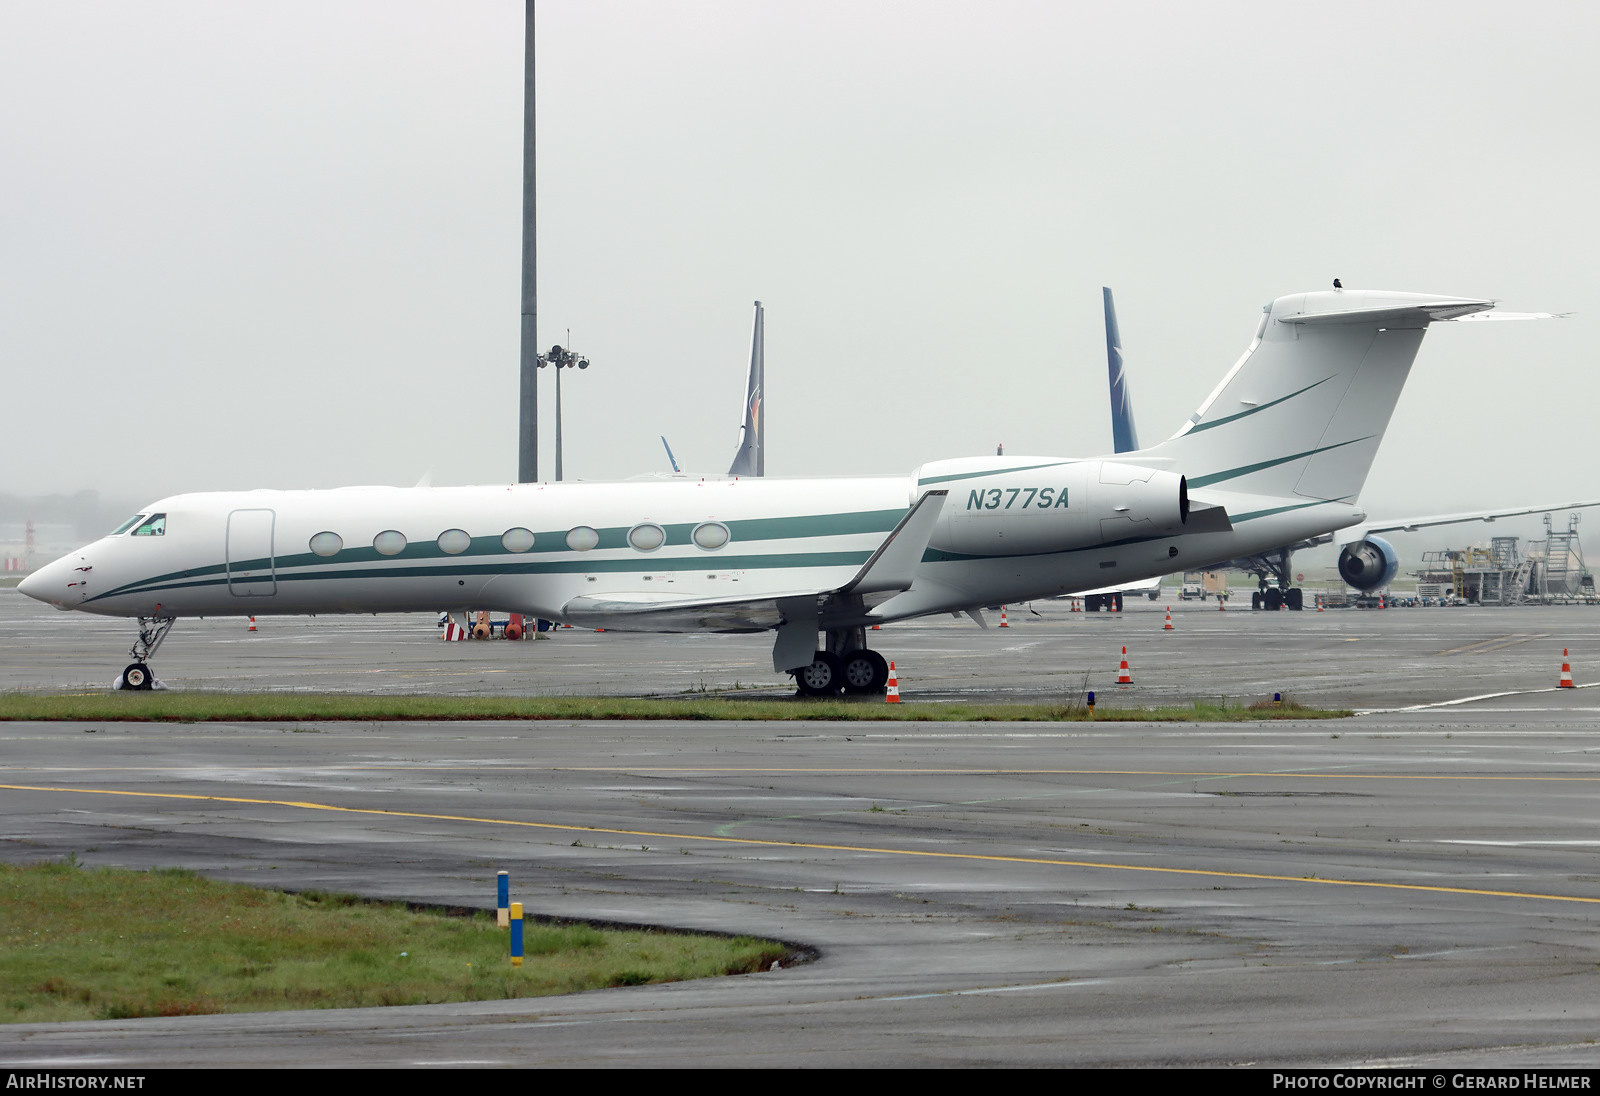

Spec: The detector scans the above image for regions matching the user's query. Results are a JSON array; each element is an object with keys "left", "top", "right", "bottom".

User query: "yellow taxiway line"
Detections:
[{"left": 5, "top": 782, "right": 1599, "bottom": 906}]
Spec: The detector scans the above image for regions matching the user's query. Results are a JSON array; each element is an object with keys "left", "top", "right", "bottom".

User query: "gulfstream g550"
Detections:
[{"left": 21, "top": 288, "right": 1506, "bottom": 693}]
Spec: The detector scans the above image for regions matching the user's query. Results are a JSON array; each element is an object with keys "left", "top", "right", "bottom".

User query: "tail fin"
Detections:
[
  {"left": 727, "top": 301, "right": 764, "bottom": 476},
  {"left": 1103, "top": 287, "right": 1139, "bottom": 453},
  {"left": 1144, "top": 289, "right": 1492, "bottom": 501}
]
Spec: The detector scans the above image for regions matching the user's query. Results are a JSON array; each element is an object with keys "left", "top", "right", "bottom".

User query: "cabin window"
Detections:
[
  {"left": 309, "top": 531, "right": 343, "bottom": 557},
  {"left": 501, "top": 527, "right": 535, "bottom": 553},
  {"left": 112, "top": 514, "right": 146, "bottom": 536},
  {"left": 131, "top": 514, "right": 167, "bottom": 537},
  {"left": 437, "top": 529, "right": 471, "bottom": 555},
  {"left": 373, "top": 530, "right": 407, "bottom": 556},
  {"left": 691, "top": 521, "right": 730, "bottom": 551},
  {"left": 566, "top": 526, "right": 599, "bottom": 552},
  {"left": 627, "top": 523, "right": 666, "bottom": 552}
]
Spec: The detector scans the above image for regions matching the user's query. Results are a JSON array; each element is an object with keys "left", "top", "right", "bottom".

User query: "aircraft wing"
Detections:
[
  {"left": 561, "top": 590, "right": 810, "bottom": 632},
  {"left": 1338, "top": 500, "right": 1600, "bottom": 545},
  {"left": 561, "top": 490, "right": 949, "bottom": 633}
]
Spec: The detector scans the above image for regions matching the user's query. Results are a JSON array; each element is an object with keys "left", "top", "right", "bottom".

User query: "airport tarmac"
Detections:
[
  {"left": 2, "top": 589, "right": 1599, "bottom": 1067},
  {"left": 3, "top": 587, "right": 1597, "bottom": 710}
]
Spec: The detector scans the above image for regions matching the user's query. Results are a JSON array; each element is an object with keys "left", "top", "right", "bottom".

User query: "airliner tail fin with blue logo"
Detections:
[
  {"left": 727, "top": 301, "right": 764, "bottom": 477},
  {"left": 1104, "top": 287, "right": 1140, "bottom": 454}
]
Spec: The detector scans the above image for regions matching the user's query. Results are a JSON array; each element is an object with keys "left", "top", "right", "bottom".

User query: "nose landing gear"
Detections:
[{"left": 117, "top": 616, "right": 176, "bottom": 691}]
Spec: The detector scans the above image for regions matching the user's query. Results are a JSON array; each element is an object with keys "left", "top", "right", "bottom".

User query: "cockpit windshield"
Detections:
[
  {"left": 111, "top": 514, "right": 146, "bottom": 536},
  {"left": 131, "top": 514, "right": 166, "bottom": 537}
]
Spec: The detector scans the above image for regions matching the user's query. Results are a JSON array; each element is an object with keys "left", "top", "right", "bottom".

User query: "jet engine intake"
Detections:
[{"left": 1337, "top": 535, "right": 1400, "bottom": 591}]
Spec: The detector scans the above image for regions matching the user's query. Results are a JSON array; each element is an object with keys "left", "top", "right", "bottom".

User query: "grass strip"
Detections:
[
  {"left": 0, "top": 692, "right": 1348, "bottom": 722},
  {"left": 1, "top": 860, "right": 789, "bottom": 1023}
]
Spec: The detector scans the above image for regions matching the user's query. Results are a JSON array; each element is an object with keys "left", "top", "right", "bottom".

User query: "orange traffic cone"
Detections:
[
  {"left": 885, "top": 661, "right": 901, "bottom": 703},
  {"left": 1317, "top": 596, "right": 1324, "bottom": 612},
  {"left": 1163, "top": 607, "right": 1174, "bottom": 631},
  {"left": 1218, "top": 597, "right": 1225, "bottom": 611},
  {"left": 1116, "top": 645, "right": 1132, "bottom": 685},
  {"left": 247, "top": 616, "right": 257, "bottom": 632},
  {"left": 1560, "top": 649, "right": 1575, "bottom": 689},
  {"left": 871, "top": 623, "right": 880, "bottom": 630},
  {"left": 999, "top": 606, "right": 1009, "bottom": 628}
]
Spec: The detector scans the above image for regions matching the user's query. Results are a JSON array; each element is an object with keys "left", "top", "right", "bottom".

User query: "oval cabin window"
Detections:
[
  {"left": 691, "top": 522, "right": 730, "bottom": 550},
  {"left": 309, "top": 531, "right": 343, "bottom": 557},
  {"left": 627, "top": 523, "right": 666, "bottom": 552}
]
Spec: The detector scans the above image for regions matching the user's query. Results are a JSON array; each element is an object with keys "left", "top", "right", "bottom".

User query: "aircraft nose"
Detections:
[{"left": 17, "top": 555, "right": 79, "bottom": 609}]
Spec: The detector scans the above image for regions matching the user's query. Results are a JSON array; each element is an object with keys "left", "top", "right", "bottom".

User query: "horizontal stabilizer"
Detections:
[
  {"left": 1278, "top": 299, "right": 1493, "bottom": 326},
  {"left": 1451, "top": 310, "right": 1567, "bottom": 322}
]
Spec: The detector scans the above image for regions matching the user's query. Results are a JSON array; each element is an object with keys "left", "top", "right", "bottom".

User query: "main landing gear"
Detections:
[
  {"left": 1249, "top": 586, "right": 1303, "bottom": 611},
  {"left": 794, "top": 626, "right": 890, "bottom": 697},
  {"left": 1239, "top": 547, "right": 1305, "bottom": 611},
  {"left": 118, "top": 616, "right": 175, "bottom": 691}
]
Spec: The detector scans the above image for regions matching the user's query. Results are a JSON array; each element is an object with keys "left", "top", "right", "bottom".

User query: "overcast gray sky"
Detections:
[{"left": 4, "top": 1, "right": 1595, "bottom": 556}]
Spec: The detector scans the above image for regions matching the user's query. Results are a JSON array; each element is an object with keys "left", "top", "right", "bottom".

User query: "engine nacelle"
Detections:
[
  {"left": 918, "top": 456, "right": 1188, "bottom": 557},
  {"left": 1337, "top": 535, "right": 1400, "bottom": 591}
]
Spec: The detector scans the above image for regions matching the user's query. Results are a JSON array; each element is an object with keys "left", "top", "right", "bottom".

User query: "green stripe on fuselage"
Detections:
[
  {"left": 1185, "top": 437, "right": 1370, "bottom": 490},
  {"left": 1230, "top": 498, "right": 1347, "bottom": 523},
  {"left": 97, "top": 508, "right": 906, "bottom": 602},
  {"left": 916, "top": 461, "right": 1076, "bottom": 486},
  {"left": 1183, "top": 376, "right": 1334, "bottom": 435}
]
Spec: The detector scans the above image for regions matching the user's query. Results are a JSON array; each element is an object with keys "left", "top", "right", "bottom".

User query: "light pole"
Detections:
[
  {"left": 537, "top": 341, "right": 589, "bottom": 481},
  {"left": 518, "top": 0, "right": 537, "bottom": 482}
]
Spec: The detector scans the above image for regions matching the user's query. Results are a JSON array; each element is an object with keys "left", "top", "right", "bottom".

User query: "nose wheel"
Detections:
[{"left": 119, "top": 663, "right": 154, "bottom": 691}]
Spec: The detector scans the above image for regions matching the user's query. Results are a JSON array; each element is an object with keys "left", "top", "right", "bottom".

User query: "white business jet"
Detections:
[{"left": 20, "top": 287, "right": 1520, "bottom": 694}]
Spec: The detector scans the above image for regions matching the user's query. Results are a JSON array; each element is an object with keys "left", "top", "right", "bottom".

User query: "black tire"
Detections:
[
  {"left": 1251, "top": 591, "right": 1262, "bottom": 611},
  {"left": 840, "top": 649, "right": 889, "bottom": 694},
  {"left": 1264, "top": 587, "right": 1283, "bottom": 611},
  {"left": 121, "top": 663, "right": 153, "bottom": 691},
  {"left": 795, "top": 651, "right": 843, "bottom": 696},
  {"left": 1286, "top": 588, "right": 1303, "bottom": 611}
]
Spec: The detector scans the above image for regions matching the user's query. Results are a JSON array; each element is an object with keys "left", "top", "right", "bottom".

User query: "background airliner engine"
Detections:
[{"left": 1337, "top": 534, "right": 1401, "bottom": 591}]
